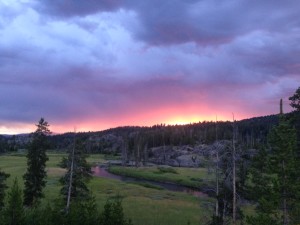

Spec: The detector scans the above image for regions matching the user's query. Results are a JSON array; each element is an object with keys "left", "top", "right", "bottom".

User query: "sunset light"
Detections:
[
  {"left": 0, "top": 1, "right": 299, "bottom": 134},
  {"left": 1, "top": 1, "right": 300, "bottom": 224}
]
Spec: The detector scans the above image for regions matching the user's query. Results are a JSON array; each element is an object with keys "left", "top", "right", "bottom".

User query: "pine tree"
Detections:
[
  {"left": 246, "top": 147, "right": 280, "bottom": 225},
  {"left": 23, "top": 118, "right": 50, "bottom": 206},
  {"left": 289, "top": 87, "right": 300, "bottom": 166},
  {"left": 268, "top": 112, "right": 297, "bottom": 225},
  {"left": 0, "top": 170, "right": 10, "bottom": 211},
  {"left": 288, "top": 87, "right": 300, "bottom": 223},
  {"left": 247, "top": 99, "right": 298, "bottom": 225},
  {"left": 60, "top": 137, "right": 92, "bottom": 210},
  {"left": 289, "top": 87, "right": 300, "bottom": 111},
  {"left": 2, "top": 178, "right": 24, "bottom": 225}
]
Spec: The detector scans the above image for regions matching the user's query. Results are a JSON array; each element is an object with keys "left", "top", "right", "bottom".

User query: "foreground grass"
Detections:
[
  {"left": 0, "top": 153, "right": 213, "bottom": 225},
  {"left": 108, "top": 165, "right": 214, "bottom": 190}
]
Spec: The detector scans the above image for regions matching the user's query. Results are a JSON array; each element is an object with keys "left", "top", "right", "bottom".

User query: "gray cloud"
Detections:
[
  {"left": 36, "top": 0, "right": 300, "bottom": 46},
  {"left": 0, "top": 0, "right": 300, "bottom": 133},
  {"left": 37, "top": 0, "right": 123, "bottom": 18}
]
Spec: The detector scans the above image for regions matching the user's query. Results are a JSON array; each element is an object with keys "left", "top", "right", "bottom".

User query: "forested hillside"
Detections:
[{"left": 0, "top": 114, "right": 279, "bottom": 154}]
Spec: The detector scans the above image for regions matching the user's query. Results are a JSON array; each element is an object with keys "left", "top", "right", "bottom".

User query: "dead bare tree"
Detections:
[
  {"left": 232, "top": 113, "right": 237, "bottom": 225},
  {"left": 121, "top": 137, "right": 128, "bottom": 167},
  {"left": 162, "top": 130, "right": 166, "bottom": 164},
  {"left": 215, "top": 116, "right": 219, "bottom": 218},
  {"left": 134, "top": 132, "right": 142, "bottom": 167},
  {"left": 66, "top": 129, "right": 76, "bottom": 213},
  {"left": 142, "top": 142, "right": 148, "bottom": 166}
]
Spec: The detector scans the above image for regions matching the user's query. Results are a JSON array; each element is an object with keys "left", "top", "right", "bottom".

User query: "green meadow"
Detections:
[
  {"left": 108, "top": 165, "right": 214, "bottom": 190},
  {"left": 0, "top": 153, "right": 213, "bottom": 225}
]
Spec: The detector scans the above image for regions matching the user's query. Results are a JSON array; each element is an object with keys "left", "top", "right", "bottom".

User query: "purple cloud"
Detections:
[
  {"left": 36, "top": 0, "right": 300, "bottom": 46},
  {"left": 0, "top": 0, "right": 299, "bottom": 133}
]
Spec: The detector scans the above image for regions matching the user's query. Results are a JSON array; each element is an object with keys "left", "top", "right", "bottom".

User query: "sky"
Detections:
[{"left": 0, "top": 0, "right": 300, "bottom": 134}]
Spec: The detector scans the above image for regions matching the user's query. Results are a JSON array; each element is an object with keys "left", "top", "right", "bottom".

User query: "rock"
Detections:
[{"left": 147, "top": 145, "right": 207, "bottom": 167}]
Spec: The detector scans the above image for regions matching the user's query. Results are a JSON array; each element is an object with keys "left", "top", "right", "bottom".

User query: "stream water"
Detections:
[{"left": 92, "top": 166, "right": 207, "bottom": 197}]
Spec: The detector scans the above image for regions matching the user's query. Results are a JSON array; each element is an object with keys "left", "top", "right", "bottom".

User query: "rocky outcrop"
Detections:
[{"left": 148, "top": 145, "right": 207, "bottom": 167}]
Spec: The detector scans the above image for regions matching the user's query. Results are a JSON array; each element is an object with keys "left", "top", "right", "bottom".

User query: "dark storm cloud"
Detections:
[
  {"left": 37, "top": 0, "right": 300, "bottom": 46},
  {"left": 0, "top": 70, "right": 107, "bottom": 123},
  {"left": 37, "top": 0, "right": 123, "bottom": 18},
  {"left": 130, "top": 0, "right": 300, "bottom": 46},
  {"left": 1, "top": 0, "right": 300, "bottom": 133}
]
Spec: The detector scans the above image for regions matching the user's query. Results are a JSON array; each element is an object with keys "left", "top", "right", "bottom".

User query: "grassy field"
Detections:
[
  {"left": 0, "top": 153, "right": 213, "bottom": 225},
  {"left": 108, "top": 165, "right": 215, "bottom": 190}
]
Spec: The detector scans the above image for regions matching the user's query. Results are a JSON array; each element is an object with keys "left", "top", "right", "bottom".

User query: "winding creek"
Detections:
[{"left": 92, "top": 166, "right": 207, "bottom": 197}]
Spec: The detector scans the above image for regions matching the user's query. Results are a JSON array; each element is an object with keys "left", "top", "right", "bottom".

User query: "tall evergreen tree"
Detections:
[
  {"left": 247, "top": 100, "right": 298, "bottom": 225},
  {"left": 289, "top": 87, "right": 300, "bottom": 154},
  {"left": 268, "top": 112, "right": 297, "bottom": 224},
  {"left": 288, "top": 87, "right": 300, "bottom": 223},
  {"left": 23, "top": 118, "right": 50, "bottom": 206},
  {"left": 0, "top": 170, "right": 10, "bottom": 211},
  {"left": 246, "top": 147, "right": 280, "bottom": 225}
]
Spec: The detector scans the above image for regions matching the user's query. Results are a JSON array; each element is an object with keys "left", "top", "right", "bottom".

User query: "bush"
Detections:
[
  {"left": 2, "top": 178, "right": 24, "bottom": 225},
  {"left": 99, "top": 197, "right": 133, "bottom": 225},
  {"left": 155, "top": 167, "right": 178, "bottom": 174}
]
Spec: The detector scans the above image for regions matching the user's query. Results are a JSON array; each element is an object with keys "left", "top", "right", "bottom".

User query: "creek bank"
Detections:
[{"left": 92, "top": 165, "right": 208, "bottom": 197}]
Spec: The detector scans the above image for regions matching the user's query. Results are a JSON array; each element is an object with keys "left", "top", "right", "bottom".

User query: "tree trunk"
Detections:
[
  {"left": 122, "top": 140, "right": 127, "bottom": 167},
  {"left": 222, "top": 200, "right": 226, "bottom": 225},
  {"left": 215, "top": 116, "right": 219, "bottom": 218},
  {"left": 162, "top": 132, "right": 166, "bottom": 164},
  {"left": 135, "top": 144, "right": 140, "bottom": 168},
  {"left": 282, "top": 160, "right": 288, "bottom": 225},
  {"left": 232, "top": 114, "right": 236, "bottom": 225},
  {"left": 66, "top": 133, "right": 75, "bottom": 213},
  {"left": 143, "top": 143, "right": 148, "bottom": 166},
  {"left": 216, "top": 150, "right": 219, "bottom": 217},
  {"left": 232, "top": 148, "right": 236, "bottom": 225}
]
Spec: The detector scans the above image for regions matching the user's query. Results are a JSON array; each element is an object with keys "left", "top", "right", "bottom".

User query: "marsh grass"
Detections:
[
  {"left": 108, "top": 165, "right": 214, "bottom": 189},
  {"left": 126, "top": 181, "right": 164, "bottom": 190},
  {"left": 0, "top": 153, "right": 213, "bottom": 225},
  {"left": 155, "top": 166, "right": 178, "bottom": 174}
]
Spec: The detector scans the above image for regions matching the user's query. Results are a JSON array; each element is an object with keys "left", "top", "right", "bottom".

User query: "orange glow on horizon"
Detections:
[
  {"left": 165, "top": 116, "right": 202, "bottom": 126},
  {"left": 50, "top": 112, "right": 246, "bottom": 134},
  {"left": 0, "top": 105, "right": 254, "bottom": 135}
]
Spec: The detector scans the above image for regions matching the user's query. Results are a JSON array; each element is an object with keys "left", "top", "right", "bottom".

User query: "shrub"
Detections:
[
  {"left": 156, "top": 167, "right": 178, "bottom": 174},
  {"left": 99, "top": 197, "right": 133, "bottom": 225}
]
